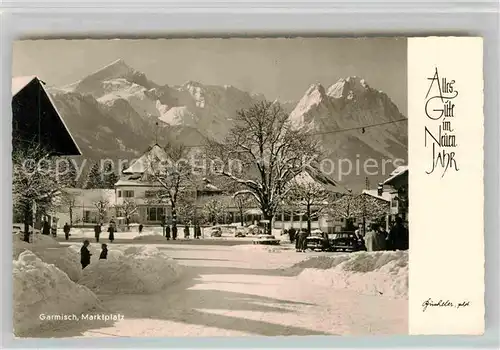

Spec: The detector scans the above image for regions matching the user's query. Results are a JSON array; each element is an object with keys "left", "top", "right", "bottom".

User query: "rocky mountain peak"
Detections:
[{"left": 327, "top": 76, "right": 370, "bottom": 100}]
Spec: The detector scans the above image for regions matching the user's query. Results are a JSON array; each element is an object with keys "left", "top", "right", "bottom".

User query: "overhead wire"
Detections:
[{"left": 181, "top": 117, "right": 408, "bottom": 149}]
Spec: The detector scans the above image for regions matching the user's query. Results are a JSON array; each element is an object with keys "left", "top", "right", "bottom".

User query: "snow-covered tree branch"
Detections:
[{"left": 206, "top": 101, "right": 322, "bottom": 234}]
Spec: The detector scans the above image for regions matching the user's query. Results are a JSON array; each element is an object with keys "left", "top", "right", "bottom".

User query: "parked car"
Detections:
[
  {"left": 246, "top": 224, "right": 261, "bottom": 235},
  {"left": 209, "top": 227, "right": 222, "bottom": 237},
  {"left": 252, "top": 234, "right": 280, "bottom": 245},
  {"left": 235, "top": 227, "right": 247, "bottom": 237},
  {"left": 305, "top": 235, "right": 329, "bottom": 252},
  {"left": 328, "top": 232, "right": 359, "bottom": 252}
]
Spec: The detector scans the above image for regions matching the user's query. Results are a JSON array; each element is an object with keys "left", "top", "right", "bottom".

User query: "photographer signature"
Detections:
[{"left": 422, "top": 298, "right": 470, "bottom": 312}]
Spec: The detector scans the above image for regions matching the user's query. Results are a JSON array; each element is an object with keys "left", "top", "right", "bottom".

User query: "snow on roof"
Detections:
[
  {"left": 361, "top": 189, "right": 391, "bottom": 202},
  {"left": 12, "top": 76, "right": 37, "bottom": 96},
  {"left": 122, "top": 144, "right": 169, "bottom": 174},
  {"left": 383, "top": 165, "right": 408, "bottom": 185},
  {"left": 290, "top": 171, "right": 318, "bottom": 187}
]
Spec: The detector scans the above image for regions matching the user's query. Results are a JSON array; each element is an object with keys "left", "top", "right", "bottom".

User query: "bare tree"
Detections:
[
  {"left": 176, "top": 195, "right": 196, "bottom": 224},
  {"left": 233, "top": 192, "right": 254, "bottom": 226},
  {"left": 93, "top": 197, "right": 109, "bottom": 224},
  {"left": 115, "top": 199, "right": 138, "bottom": 230},
  {"left": 145, "top": 143, "right": 193, "bottom": 233},
  {"left": 329, "top": 190, "right": 363, "bottom": 231},
  {"left": 12, "top": 143, "right": 62, "bottom": 242},
  {"left": 206, "top": 101, "right": 321, "bottom": 234},
  {"left": 329, "top": 190, "right": 389, "bottom": 231},
  {"left": 202, "top": 199, "right": 227, "bottom": 225},
  {"left": 286, "top": 179, "right": 331, "bottom": 234},
  {"left": 59, "top": 190, "right": 77, "bottom": 226},
  {"left": 359, "top": 193, "right": 390, "bottom": 225}
]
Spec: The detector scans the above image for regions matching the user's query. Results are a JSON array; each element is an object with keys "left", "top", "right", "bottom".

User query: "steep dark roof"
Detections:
[{"left": 12, "top": 76, "right": 81, "bottom": 156}]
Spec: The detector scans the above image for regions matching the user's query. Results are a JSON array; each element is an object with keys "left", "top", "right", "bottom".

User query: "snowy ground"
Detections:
[{"left": 21, "top": 235, "right": 408, "bottom": 338}]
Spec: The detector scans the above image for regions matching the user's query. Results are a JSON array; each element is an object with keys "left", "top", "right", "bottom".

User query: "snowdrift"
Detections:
[
  {"left": 294, "top": 251, "right": 408, "bottom": 298},
  {"left": 132, "top": 232, "right": 167, "bottom": 242},
  {"left": 13, "top": 251, "right": 101, "bottom": 336},
  {"left": 13, "top": 234, "right": 60, "bottom": 258},
  {"left": 78, "top": 246, "right": 183, "bottom": 294}
]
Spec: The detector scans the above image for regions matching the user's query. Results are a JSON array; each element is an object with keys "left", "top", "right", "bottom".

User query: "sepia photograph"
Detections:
[{"left": 12, "top": 38, "right": 409, "bottom": 338}]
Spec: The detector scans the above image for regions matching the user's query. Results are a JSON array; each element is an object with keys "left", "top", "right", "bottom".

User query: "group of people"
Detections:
[
  {"left": 284, "top": 228, "right": 310, "bottom": 252},
  {"left": 356, "top": 216, "right": 409, "bottom": 252},
  {"left": 80, "top": 240, "right": 108, "bottom": 269},
  {"left": 93, "top": 220, "right": 117, "bottom": 243},
  {"left": 161, "top": 220, "right": 202, "bottom": 240},
  {"left": 41, "top": 219, "right": 58, "bottom": 238}
]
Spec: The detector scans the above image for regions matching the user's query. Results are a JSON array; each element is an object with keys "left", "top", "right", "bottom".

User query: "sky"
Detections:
[{"left": 13, "top": 38, "right": 407, "bottom": 114}]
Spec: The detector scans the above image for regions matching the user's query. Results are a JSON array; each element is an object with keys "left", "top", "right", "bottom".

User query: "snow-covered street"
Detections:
[{"left": 18, "top": 236, "right": 408, "bottom": 338}]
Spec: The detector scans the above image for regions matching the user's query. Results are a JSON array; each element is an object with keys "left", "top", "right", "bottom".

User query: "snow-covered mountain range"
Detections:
[{"left": 46, "top": 59, "right": 407, "bottom": 188}]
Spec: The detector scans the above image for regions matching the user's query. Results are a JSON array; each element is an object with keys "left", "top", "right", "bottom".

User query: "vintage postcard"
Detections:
[{"left": 11, "top": 37, "right": 483, "bottom": 337}]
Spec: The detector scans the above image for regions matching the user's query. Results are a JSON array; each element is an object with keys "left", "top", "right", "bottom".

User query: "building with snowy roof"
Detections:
[
  {"left": 383, "top": 165, "right": 409, "bottom": 222},
  {"left": 112, "top": 143, "right": 345, "bottom": 231},
  {"left": 12, "top": 76, "right": 81, "bottom": 156}
]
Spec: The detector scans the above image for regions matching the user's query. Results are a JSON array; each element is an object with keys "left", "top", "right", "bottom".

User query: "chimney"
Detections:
[{"left": 377, "top": 183, "right": 383, "bottom": 196}]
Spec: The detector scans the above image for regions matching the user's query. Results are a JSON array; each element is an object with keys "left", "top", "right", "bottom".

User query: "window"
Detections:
[
  {"left": 145, "top": 190, "right": 158, "bottom": 198},
  {"left": 284, "top": 212, "right": 291, "bottom": 221},
  {"left": 147, "top": 207, "right": 157, "bottom": 221},
  {"left": 117, "top": 190, "right": 122, "bottom": 198},
  {"left": 293, "top": 214, "right": 301, "bottom": 222},
  {"left": 123, "top": 190, "right": 134, "bottom": 198},
  {"left": 147, "top": 207, "right": 165, "bottom": 222}
]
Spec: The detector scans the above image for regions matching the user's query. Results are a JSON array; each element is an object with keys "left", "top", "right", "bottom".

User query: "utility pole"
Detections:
[{"left": 363, "top": 177, "right": 369, "bottom": 235}]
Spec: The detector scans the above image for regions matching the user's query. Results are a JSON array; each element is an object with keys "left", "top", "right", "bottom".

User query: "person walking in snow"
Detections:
[
  {"left": 80, "top": 240, "right": 92, "bottom": 269},
  {"left": 297, "top": 229, "right": 308, "bottom": 252},
  {"left": 51, "top": 220, "right": 57, "bottom": 238},
  {"left": 94, "top": 223, "right": 101, "bottom": 243},
  {"left": 184, "top": 223, "right": 190, "bottom": 239},
  {"left": 388, "top": 216, "right": 409, "bottom": 251},
  {"left": 139, "top": 223, "right": 143, "bottom": 234},
  {"left": 355, "top": 223, "right": 364, "bottom": 239},
  {"left": 42, "top": 219, "right": 50, "bottom": 236},
  {"left": 63, "top": 222, "right": 71, "bottom": 241},
  {"left": 107, "top": 223, "right": 115, "bottom": 243},
  {"left": 99, "top": 243, "right": 108, "bottom": 260},
  {"left": 377, "top": 225, "right": 388, "bottom": 251},
  {"left": 165, "top": 225, "right": 171, "bottom": 240},
  {"left": 172, "top": 225, "right": 178, "bottom": 240},
  {"left": 364, "top": 223, "right": 382, "bottom": 252}
]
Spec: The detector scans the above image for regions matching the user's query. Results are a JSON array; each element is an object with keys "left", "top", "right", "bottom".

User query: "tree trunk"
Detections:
[
  {"left": 23, "top": 207, "right": 31, "bottom": 243},
  {"left": 306, "top": 203, "right": 312, "bottom": 235},
  {"left": 171, "top": 202, "right": 177, "bottom": 239},
  {"left": 263, "top": 213, "right": 274, "bottom": 235},
  {"left": 239, "top": 207, "right": 244, "bottom": 226},
  {"left": 69, "top": 207, "right": 73, "bottom": 226}
]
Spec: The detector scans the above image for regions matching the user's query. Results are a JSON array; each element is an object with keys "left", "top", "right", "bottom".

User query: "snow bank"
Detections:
[
  {"left": 78, "top": 246, "right": 183, "bottom": 294},
  {"left": 132, "top": 231, "right": 166, "bottom": 242},
  {"left": 13, "top": 251, "right": 101, "bottom": 336},
  {"left": 295, "top": 251, "right": 408, "bottom": 298},
  {"left": 13, "top": 234, "right": 60, "bottom": 259},
  {"left": 36, "top": 247, "right": 83, "bottom": 282},
  {"left": 32, "top": 234, "right": 60, "bottom": 247}
]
